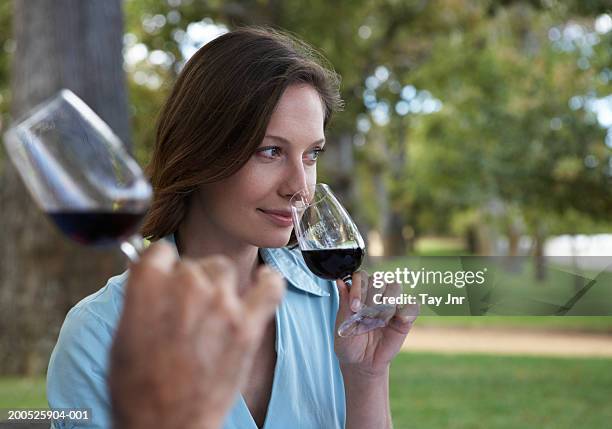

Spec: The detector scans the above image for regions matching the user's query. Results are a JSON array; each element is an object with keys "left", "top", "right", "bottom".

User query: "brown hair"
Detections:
[{"left": 141, "top": 27, "right": 342, "bottom": 241}]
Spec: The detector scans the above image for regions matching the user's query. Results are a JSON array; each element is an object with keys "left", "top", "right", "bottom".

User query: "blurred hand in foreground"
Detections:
[{"left": 109, "top": 242, "right": 285, "bottom": 429}]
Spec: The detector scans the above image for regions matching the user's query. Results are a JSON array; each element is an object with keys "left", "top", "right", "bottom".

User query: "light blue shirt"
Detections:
[{"left": 47, "top": 240, "right": 346, "bottom": 429}]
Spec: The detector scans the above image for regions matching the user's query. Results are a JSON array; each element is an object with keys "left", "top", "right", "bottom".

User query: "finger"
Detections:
[
  {"left": 174, "top": 258, "right": 214, "bottom": 298},
  {"left": 197, "top": 255, "right": 238, "bottom": 295},
  {"left": 243, "top": 266, "right": 285, "bottom": 333},
  {"left": 335, "top": 278, "right": 352, "bottom": 322},
  {"left": 386, "top": 315, "right": 415, "bottom": 336},
  {"left": 395, "top": 301, "right": 420, "bottom": 324},
  {"left": 167, "top": 260, "right": 216, "bottom": 333},
  {"left": 382, "top": 281, "right": 401, "bottom": 300},
  {"left": 385, "top": 301, "right": 420, "bottom": 338},
  {"left": 133, "top": 241, "right": 176, "bottom": 277},
  {"left": 387, "top": 305, "right": 418, "bottom": 334},
  {"left": 198, "top": 256, "right": 241, "bottom": 319},
  {"left": 348, "top": 271, "right": 364, "bottom": 313},
  {"left": 364, "top": 272, "right": 385, "bottom": 307},
  {"left": 124, "top": 241, "right": 177, "bottom": 306}
]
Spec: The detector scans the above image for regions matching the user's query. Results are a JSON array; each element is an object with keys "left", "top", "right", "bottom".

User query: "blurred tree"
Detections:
[
  {"left": 0, "top": 0, "right": 128, "bottom": 375},
  {"left": 356, "top": 0, "right": 611, "bottom": 257},
  {"left": 406, "top": 2, "right": 611, "bottom": 277}
]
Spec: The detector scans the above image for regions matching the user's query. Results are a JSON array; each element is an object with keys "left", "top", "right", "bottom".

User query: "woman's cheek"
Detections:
[{"left": 246, "top": 163, "right": 282, "bottom": 191}]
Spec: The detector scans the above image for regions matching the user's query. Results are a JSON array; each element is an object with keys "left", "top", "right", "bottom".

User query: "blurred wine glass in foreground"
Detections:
[
  {"left": 2, "top": 89, "right": 151, "bottom": 261},
  {"left": 291, "top": 183, "right": 397, "bottom": 337}
]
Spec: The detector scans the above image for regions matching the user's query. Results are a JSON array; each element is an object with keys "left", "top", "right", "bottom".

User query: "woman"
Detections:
[{"left": 47, "top": 27, "right": 417, "bottom": 429}]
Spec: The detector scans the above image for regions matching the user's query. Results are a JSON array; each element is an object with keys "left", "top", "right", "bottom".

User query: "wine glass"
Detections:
[
  {"left": 2, "top": 89, "right": 151, "bottom": 262},
  {"left": 290, "top": 183, "right": 396, "bottom": 337}
]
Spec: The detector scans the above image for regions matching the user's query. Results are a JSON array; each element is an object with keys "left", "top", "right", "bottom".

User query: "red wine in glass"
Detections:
[
  {"left": 48, "top": 211, "right": 146, "bottom": 246},
  {"left": 301, "top": 248, "right": 365, "bottom": 281}
]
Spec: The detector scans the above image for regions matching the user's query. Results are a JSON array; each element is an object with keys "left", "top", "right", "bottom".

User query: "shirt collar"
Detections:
[
  {"left": 163, "top": 235, "right": 328, "bottom": 297},
  {"left": 260, "top": 247, "right": 329, "bottom": 297}
]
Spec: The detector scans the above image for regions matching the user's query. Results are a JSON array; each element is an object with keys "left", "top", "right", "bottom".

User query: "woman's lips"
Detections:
[{"left": 258, "top": 209, "right": 293, "bottom": 227}]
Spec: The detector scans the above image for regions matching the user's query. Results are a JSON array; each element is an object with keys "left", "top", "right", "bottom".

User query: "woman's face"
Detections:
[{"left": 194, "top": 84, "right": 326, "bottom": 248}]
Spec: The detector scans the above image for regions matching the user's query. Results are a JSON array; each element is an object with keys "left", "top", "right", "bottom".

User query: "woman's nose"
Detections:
[{"left": 283, "top": 159, "right": 311, "bottom": 199}]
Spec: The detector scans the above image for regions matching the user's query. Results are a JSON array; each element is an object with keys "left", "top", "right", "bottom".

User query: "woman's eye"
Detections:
[
  {"left": 304, "top": 147, "right": 325, "bottom": 164},
  {"left": 256, "top": 146, "right": 283, "bottom": 159}
]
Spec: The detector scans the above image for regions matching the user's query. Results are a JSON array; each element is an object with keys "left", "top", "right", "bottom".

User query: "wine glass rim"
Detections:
[
  {"left": 8, "top": 89, "right": 80, "bottom": 131},
  {"left": 2, "top": 88, "right": 153, "bottom": 210},
  {"left": 290, "top": 183, "right": 332, "bottom": 209},
  {"left": 6, "top": 89, "right": 126, "bottom": 154}
]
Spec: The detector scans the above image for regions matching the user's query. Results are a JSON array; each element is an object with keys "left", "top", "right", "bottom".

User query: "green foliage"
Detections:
[
  {"left": 2, "top": 0, "right": 609, "bottom": 235},
  {"left": 404, "top": 2, "right": 611, "bottom": 237},
  {"left": 120, "top": 1, "right": 612, "bottom": 240}
]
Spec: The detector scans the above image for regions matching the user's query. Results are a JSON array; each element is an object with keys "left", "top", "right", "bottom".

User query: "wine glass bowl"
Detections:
[
  {"left": 3, "top": 89, "right": 151, "bottom": 259},
  {"left": 290, "top": 184, "right": 365, "bottom": 286},
  {"left": 291, "top": 184, "right": 398, "bottom": 337}
]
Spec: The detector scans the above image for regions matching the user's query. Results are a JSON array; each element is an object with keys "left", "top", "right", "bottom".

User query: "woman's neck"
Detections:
[{"left": 176, "top": 211, "right": 260, "bottom": 293}]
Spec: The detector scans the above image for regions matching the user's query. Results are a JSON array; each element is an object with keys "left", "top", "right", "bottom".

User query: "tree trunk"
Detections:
[
  {"left": 465, "top": 226, "right": 479, "bottom": 254},
  {"left": 382, "top": 121, "right": 409, "bottom": 257},
  {"left": 475, "top": 222, "right": 494, "bottom": 256},
  {"left": 384, "top": 211, "right": 408, "bottom": 256},
  {"left": 533, "top": 225, "right": 547, "bottom": 282},
  {"left": 0, "top": 0, "right": 129, "bottom": 375},
  {"left": 505, "top": 221, "right": 522, "bottom": 272},
  {"left": 373, "top": 168, "right": 389, "bottom": 254}
]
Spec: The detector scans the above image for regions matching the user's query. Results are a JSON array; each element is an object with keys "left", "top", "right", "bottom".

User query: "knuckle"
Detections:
[
  {"left": 234, "top": 325, "right": 256, "bottom": 348},
  {"left": 212, "top": 287, "right": 241, "bottom": 320},
  {"left": 138, "top": 242, "right": 173, "bottom": 268},
  {"left": 200, "top": 256, "right": 237, "bottom": 284},
  {"left": 174, "top": 261, "right": 210, "bottom": 297},
  {"left": 206, "top": 255, "right": 235, "bottom": 272},
  {"left": 130, "top": 258, "right": 157, "bottom": 281},
  {"left": 217, "top": 289, "right": 237, "bottom": 312},
  {"left": 176, "top": 261, "right": 198, "bottom": 283}
]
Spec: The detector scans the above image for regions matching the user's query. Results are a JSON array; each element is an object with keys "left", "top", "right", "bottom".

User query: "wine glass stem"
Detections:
[
  {"left": 120, "top": 234, "right": 145, "bottom": 262},
  {"left": 342, "top": 275, "right": 353, "bottom": 289}
]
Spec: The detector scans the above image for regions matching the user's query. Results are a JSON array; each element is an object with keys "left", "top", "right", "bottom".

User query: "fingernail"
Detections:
[{"left": 351, "top": 299, "right": 362, "bottom": 312}]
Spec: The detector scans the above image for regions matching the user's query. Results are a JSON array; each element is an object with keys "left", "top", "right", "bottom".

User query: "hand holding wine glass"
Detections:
[
  {"left": 110, "top": 241, "right": 286, "bottom": 429},
  {"left": 334, "top": 271, "right": 419, "bottom": 377},
  {"left": 3, "top": 89, "right": 151, "bottom": 261}
]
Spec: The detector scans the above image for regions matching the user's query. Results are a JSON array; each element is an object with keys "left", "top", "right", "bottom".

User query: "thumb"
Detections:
[
  {"left": 335, "top": 279, "right": 352, "bottom": 323},
  {"left": 243, "top": 266, "right": 286, "bottom": 334}
]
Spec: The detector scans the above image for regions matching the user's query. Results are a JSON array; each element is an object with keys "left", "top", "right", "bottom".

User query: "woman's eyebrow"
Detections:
[{"left": 264, "top": 134, "right": 325, "bottom": 147}]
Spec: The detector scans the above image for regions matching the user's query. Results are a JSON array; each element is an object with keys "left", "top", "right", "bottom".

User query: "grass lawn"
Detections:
[
  {"left": 390, "top": 352, "right": 612, "bottom": 429},
  {"left": 414, "top": 236, "right": 468, "bottom": 257},
  {"left": 2, "top": 353, "right": 612, "bottom": 428},
  {"left": 0, "top": 377, "right": 46, "bottom": 408}
]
